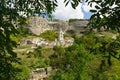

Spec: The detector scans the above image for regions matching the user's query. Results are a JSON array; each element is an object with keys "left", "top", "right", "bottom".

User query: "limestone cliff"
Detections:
[
  {"left": 27, "top": 16, "right": 51, "bottom": 35},
  {"left": 27, "top": 16, "right": 68, "bottom": 35},
  {"left": 26, "top": 16, "right": 89, "bottom": 35},
  {"left": 48, "top": 20, "right": 68, "bottom": 32},
  {"left": 69, "top": 20, "right": 89, "bottom": 33}
]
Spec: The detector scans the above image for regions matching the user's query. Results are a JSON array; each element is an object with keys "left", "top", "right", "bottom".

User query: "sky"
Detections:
[{"left": 52, "top": 0, "right": 94, "bottom": 20}]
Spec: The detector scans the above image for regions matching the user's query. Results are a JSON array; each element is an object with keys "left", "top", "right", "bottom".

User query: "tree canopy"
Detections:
[{"left": 88, "top": 0, "right": 120, "bottom": 31}]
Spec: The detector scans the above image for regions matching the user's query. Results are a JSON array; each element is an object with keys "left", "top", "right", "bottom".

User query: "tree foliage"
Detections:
[
  {"left": 88, "top": 0, "right": 120, "bottom": 31},
  {"left": 0, "top": 0, "right": 120, "bottom": 79},
  {"left": 49, "top": 32, "right": 120, "bottom": 80},
  {"left": 39, "top": 30, "right": 58, "bottom": 41},
  {"left": 64, "top": 0, "right": 120, "bottom": 31}
]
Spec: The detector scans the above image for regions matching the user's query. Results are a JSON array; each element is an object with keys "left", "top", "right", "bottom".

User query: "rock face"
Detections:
[
  {"left": 27, "top": 16, "right": 68, "bottom": 35},
  {"left": 69, "top": 20, "right": 89, "bottom": 34},
  {"left": 27, "top": 16, "right": 51, "bottom": 35},
  {"left": 48, "top": 21, "right": 68, "bottom": 32},
  {"left": 26, "top": 16, "right": 89, "bottom": 35},
  {"left": 29, "top": 67, "right": 52, "bottom": 80}
]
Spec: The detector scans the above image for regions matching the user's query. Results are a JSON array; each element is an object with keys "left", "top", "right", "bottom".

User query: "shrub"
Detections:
[
  {"left": 13, "top": 65, "right": 30, "bottom": 80},
  {"left": 68, "top": 18, "right": 79, "bottom": 23},
  {"left": 66, "top": 29, "right": 76, "bottom": 35},
  {"left": 39, "top": 30, "right": 58, "bottom": 41},
  {"left": 17, "top": 26, "right": 30, "bottom": 35}
]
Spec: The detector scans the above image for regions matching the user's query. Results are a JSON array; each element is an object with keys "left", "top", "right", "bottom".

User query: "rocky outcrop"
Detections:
[
  {"left": 48, "top": 21, "right": 68, "bottom": 32},
  {"left": 26, "top": 16, "right": 89, "bottom": 35},
  {"left": 69, "top": 20, "right": 89, "bottom": 34},
  {"left": 26, "top": 16, "right": 69, "bottom": 35},
  {"left": 29, "top": 67, "right": 52, "bottom": 80},
  {"left": 27, "top": 16, "right": 51, "bottom": 35}
]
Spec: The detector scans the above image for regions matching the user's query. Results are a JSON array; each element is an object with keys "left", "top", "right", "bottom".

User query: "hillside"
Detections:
[
  {"left": 13, "top": 30, "right": 120, "bottom": 80},
  {"left": 12, "top": 16, "right": 120, "bottom": 80},
  {"left": 25, "top": 16, "right": 89, "bottom": 35}
]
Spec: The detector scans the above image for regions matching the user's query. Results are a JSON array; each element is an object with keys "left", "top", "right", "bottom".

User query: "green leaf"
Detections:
[
  {"left": 71, "top": 3, "right": 76, "bottom": 9},
  {"left": 90, "top": 9, "right": 97, "bottom": 13},
  {"left": 95, "top": 5, "right": 100, "bottom": 9},
  {"left": 110, "top": 0, "right": 114, "bottom": 6},
  {"left": 64, "top": 0, "right": 67, "bottom": 3},
  {"left": 65, "top": 1, "right": 69, "bottom": 6}
]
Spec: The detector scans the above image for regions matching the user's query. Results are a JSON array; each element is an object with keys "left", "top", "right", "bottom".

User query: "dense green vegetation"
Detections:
[
  {"left": 48, "top": 32, "right": 120, "bottom": 80},
  {"left": 13, "top": 46, "right": 53, "bottom": 80},
  {"left": 10, "top": 27, "right": 31, "bottom": 43},
  {"left": 69, "top": 18, "right": 89, "bottom": 23},
  {"left": 12, "top": 31, "right": 120, "bottom": 80},
  {"left": 0, "top": 0, "right": 120, "bottom": 80},
  {"left": 39, "top": 30, "right": 58, "bottom": 41}
]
